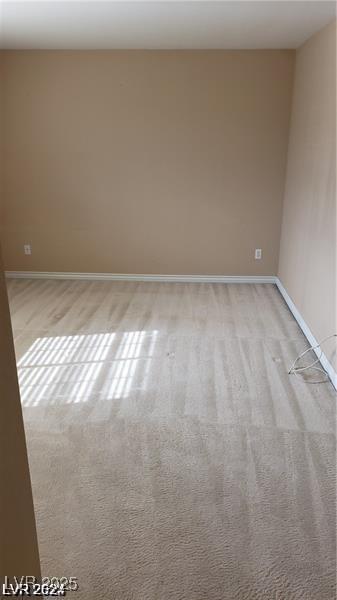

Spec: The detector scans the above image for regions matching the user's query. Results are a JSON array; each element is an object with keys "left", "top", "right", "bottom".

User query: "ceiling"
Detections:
[{"left": 0, "top": 1, "right": 336, "bottom": 50}]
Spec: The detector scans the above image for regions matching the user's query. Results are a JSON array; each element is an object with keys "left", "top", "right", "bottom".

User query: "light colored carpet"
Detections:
[{"left": 8, "top": 280, "right": 336, "bottom": 600}]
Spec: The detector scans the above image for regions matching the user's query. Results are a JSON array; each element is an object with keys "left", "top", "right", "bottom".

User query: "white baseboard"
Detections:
[
  {"left": 276, "top": 278, "right": 337, "bottom": 391},
  {"left": 5, "top": 271, "right": 277, "bottom": 284}
]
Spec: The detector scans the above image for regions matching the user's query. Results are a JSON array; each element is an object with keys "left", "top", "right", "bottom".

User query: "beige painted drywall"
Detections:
[
  {"left": 0, "top": 53, "right": 3, "bottom": 227},
  {"left": 278, "top": 21, "right": 337, "bottom": 369},
  {"left": 0, "top": 257, "right": 41, "bottom": 578},
  {"left": 0, "top": 50, "right": 294, "bottom": 275},
  {"left": 0, "top": 53, "right": 41, "bottom": 579}
]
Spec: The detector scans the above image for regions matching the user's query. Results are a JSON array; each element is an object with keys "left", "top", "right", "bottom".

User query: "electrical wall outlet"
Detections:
[
  {"left": 255, "top": 248, "right": 262, "bottom": 260},
  {"left": 24, "top": 244, "right": 32, "bottom": 255}
]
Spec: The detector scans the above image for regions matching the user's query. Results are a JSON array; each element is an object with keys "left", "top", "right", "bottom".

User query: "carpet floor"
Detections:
[{"left": 8, "top": 279, "right": 336, "bottom": 600}]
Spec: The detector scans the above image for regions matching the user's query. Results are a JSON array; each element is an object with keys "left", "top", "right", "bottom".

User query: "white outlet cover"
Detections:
[
  {"left": 255, "top": 248, "right": 262, "bottom": 260},
  {"left": 24, "top": 244, "right": 32, "bottom": 255}
]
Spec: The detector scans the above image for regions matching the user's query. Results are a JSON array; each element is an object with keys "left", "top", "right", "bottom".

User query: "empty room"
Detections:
[{"left": 0, "top": 1, "right": 336, "bottom": 598}]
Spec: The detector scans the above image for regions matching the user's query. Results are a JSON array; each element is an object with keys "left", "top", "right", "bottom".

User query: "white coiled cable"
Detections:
[{"left": 288, "top": 334, "right": 337, "bottom": 384}]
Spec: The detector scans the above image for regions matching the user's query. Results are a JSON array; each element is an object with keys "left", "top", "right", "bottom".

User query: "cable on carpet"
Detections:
[{"left": 288, "top": 333, "right": 337, "bottom": 384}]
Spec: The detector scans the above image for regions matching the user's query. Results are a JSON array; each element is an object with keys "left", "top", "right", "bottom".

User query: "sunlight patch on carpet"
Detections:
[{"left": 18, "top": 331, "right": 158, "bottom": 406}]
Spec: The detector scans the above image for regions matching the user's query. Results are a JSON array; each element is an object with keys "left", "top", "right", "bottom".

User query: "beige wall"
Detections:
[
  {"left": 0, "top": 52, "right": 41, "bottom": 579},
  {"left": 0, "top": 258, "right": 41, "bottom": 578},
  {"left": 0, "top": 53, "right": 3, "bottom": 226},
  {"left": 1, "top": 50, "right": 294, "bottom": 275},
  {"left": 278, "top": 21, "right": 337, "bottom": 369}
]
